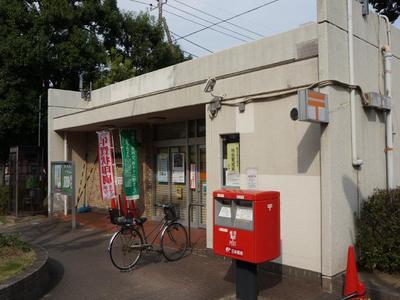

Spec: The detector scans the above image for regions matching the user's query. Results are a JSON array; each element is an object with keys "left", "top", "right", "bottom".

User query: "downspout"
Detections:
[
  {"left": 348, "top": 0, "right": 363, "bottom": 167},
  {"left": 64, "top": 132, "right": 68, "bottom": 215},
  {"left": 380, "top": 15, "right": 394, "bottom": 189}
]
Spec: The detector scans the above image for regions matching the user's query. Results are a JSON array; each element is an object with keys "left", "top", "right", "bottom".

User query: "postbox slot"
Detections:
[
  {"left": 215, "top": 198, "right": 233, "bottom": 227},
  {"left": 233, "top": 200, "right": 253, "bottom": 231}
]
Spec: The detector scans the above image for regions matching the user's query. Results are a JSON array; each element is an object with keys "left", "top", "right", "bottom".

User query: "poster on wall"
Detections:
[
  {"left": 157, "top": 153, "right": 169, "bottom": 183},
  {"left": 54, "top": 164, "right": 62, "bottom": 190},
  {"left": 190, "top": 163, "right": 196, "bottom": 190},
  {"left": 97, "top": 130, "right": 117, "bottom": 201},
  {"left": 120, "top": 129, "right": 140, "bottom": 200},
  {"left": 62, "top": 163, "right": 73, "bottom": 194},
  {"left": 172, "top": 153, "right": 185, "bottom": 183},
  {"left": 226, "top": 142, "right": 240, "bottom": 187},
  {"left": 246, "top": 168, "right": 258, "bottom": 189}
]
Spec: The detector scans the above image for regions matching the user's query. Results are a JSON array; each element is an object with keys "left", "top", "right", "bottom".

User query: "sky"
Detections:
[{"left": 117, "top": 0, "right": 400, "bottom": 58}]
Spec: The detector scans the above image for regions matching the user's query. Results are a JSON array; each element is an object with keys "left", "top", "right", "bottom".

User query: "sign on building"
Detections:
[{"left": 298, "top": 89, "right": 329, "bottom": 123}]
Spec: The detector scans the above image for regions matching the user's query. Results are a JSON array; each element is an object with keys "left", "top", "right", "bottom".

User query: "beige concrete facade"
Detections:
[{"left": 48, "top": 0, "right": 400, "bottom": 287}]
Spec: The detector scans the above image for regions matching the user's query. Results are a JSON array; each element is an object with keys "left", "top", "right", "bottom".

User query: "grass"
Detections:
[
  {"left": 0, "top": 246, "right": 36, "bottom": 283},
  {"left": 0, "top": 215, "right": 6, "bottom": 225}
]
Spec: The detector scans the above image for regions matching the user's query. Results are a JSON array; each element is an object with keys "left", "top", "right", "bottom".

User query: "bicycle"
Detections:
[{"left": 108, "top": 203, "right": 188, "bottom": 271}]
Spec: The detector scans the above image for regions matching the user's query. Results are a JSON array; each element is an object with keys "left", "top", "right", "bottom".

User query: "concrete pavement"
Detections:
[{"left": 0, "top": 219, "right": 343, "bottom": 300}]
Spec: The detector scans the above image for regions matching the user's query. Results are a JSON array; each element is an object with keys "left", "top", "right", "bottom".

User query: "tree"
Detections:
[
  {"left": 370, "top": 0, "right": 400, "bottom": 22},
  {"left": 0, "top": 0, "right": 188, "bottom": 163}
]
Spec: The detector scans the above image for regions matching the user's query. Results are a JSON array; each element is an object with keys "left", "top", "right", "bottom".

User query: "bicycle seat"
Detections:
[
  {"left": 115, "top": 216, "right": 133, "bottom": 226},
  {"left": 134, "top": 217, "right": 147, "bottom": 225}
]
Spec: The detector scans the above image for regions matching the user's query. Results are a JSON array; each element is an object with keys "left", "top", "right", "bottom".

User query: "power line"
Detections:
[
  {"left": 172, "top": 0, "right": 264, "bottom": 38},
  {"left": 175, "top": 0, "right": 280, "bottom": 41},
  {"left": 164, "top": 9, "right": 248, "bottom": 43},
  {"left": 170, "top": 31, "right": 214, "bottom": 53},
  {"left": 126, "top": 0, "right": 209, "bottom": 57},
  {"left": 166, "top": 3, "right": 255, "bottom": 41},
  {"left": 128, "top": 0, "right": 151, "bottom": 6}
]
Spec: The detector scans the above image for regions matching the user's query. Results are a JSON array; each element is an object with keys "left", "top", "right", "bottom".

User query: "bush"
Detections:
[
  {"left": 357, "top": 188, "right": 400, "bottom": 273},
  {"left": 0, "top": 233, "right": 31, "bottom": 252},
  {"left": 0, "top": 185, "right": 8, "bottom": 215}
]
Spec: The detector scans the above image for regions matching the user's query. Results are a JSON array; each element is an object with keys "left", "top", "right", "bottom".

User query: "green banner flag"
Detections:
[{"left": 120, "top": 129, "right": 140, "bottom": 200}]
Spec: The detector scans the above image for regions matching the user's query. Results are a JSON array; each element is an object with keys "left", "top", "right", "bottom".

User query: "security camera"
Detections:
[{"left": 204, "top": 77, "right": 217, "bottom": 93}]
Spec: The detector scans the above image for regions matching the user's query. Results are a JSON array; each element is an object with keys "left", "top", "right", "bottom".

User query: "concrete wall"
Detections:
[
  {"left": 206, "top": 44, "right": 321, "bottom": 274},
  {"left": 318, "top": 0, "right": 400, "bottom": 282},
  {"left": 206, "top": 95, "right": 322, "bottom": 272},
  {"left": 47, "top": 89, "right": 86, "bottom": 213}
]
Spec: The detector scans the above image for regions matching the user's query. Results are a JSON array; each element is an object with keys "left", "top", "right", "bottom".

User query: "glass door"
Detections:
[
  {"left": 189, "top": 145, "right": 206, "bottom": 228},
  {"left": 154, "top": 146, "right": 188, "bottom": 221}
]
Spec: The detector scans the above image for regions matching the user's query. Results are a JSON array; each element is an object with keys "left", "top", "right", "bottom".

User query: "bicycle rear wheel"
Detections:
[
  {"left": 160, "top": 222, "right": 188, "bottom": 261},
  {"left": 109, "top": 227, "right": 143, "bottom": 270}
]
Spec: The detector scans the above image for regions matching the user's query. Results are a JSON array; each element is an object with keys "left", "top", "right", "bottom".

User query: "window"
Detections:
[
  {"left": 155, "top": 122, "right": 186, "bottom": 140},
  {"left": 221, "top": 134, "right": 240, "bottom": 187}
]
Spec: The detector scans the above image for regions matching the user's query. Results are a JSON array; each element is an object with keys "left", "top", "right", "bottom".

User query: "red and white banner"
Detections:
[{"left": 97, "top": 130, "right": 117, "bottom": 201}]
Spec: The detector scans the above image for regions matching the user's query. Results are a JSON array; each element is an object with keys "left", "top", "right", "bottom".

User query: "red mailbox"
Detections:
[{"left": 213, "top": 189, "right": 280, "bottom": 263}]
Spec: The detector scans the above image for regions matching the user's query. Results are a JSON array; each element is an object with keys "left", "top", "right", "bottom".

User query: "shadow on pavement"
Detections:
[{"left": 42, "top": 258, "right": 65, "bottom": 298}]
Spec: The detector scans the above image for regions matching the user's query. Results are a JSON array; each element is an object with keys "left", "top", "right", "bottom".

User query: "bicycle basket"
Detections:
[
  {"left": 108, "top": 208, "right": 120, "bottom": 225},
  {"left": 164, "top": 205, "right": 178, "bottom": 221}
]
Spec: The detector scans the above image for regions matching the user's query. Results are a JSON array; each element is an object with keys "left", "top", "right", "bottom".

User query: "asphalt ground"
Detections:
[{"left": 3, "top": 219, "right": 341, "bottom": 300}]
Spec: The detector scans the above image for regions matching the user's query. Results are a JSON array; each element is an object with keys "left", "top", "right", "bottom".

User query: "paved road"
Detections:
[{"left": 5, "top": 220, "right": 339, "bottom": 300}]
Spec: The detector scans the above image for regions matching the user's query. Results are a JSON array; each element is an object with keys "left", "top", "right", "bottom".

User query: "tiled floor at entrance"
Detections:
[{"left": 58, "top": 211, "right": 207, "bottom": 250}]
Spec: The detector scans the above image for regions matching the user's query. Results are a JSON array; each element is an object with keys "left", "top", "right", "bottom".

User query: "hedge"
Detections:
[{"left": 357, "top": 188, "right": 400, "bottom": 273}]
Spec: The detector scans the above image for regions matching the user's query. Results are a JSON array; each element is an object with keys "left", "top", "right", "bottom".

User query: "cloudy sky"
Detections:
[{"left": 117, "top": 0, "right": 400, "bottom": 58}]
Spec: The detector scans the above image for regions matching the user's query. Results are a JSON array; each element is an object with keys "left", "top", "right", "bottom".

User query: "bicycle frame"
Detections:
[
  {"left": 108, "top": 205, "right": 178, "bottom": 252},
  {"left": 139, "top": 215, "right": 175, "bottom": 248}
]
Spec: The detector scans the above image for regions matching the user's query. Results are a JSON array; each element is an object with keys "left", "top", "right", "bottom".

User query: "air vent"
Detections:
[{"left": 296, "top": 39, "right": 318, "bottom": 60}]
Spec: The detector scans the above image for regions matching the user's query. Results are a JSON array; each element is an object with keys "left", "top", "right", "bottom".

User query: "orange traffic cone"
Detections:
[{"left": 343, "top": 246, "right": 366, "bottom": 299}]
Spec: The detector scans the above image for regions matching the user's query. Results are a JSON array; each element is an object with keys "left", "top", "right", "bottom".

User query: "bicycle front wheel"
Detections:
[
  {"left": 109, "top": 227, "right": 143, "bottom": 270},
  {"left": 161, "top": 222, "right": 188, "bottom": 261}
]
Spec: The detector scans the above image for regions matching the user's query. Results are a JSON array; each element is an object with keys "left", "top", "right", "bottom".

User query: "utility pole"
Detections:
[
  {"left": 152, "top": 0, "right": 175, "bottom": 52},
  {"left": 38, "top": 94, "right": 41, "bottom": 147}
]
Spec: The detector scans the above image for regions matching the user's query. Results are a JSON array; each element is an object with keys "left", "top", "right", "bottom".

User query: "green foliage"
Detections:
[
  {"left": 370, "top": 0, "right": 400, "bottom": 22},
  {"left": 0, "top": 1, "right": 189, "bottom": 162},
  {"left": 0, "top": 185, "right": 9, "bottom": 215},
  {"left": 357, "top": 188, "right": 400, "bottom": 273},
  {"left": 0, "top": 233, "right": 31, "bottom": 252}
]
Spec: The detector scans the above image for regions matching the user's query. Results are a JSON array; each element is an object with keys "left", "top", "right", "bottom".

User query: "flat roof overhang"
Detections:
[
  {"left": 52, "top": 78, "right": 211, "bottom": 132},
  {"left": 54, "top": 104, "right": 206, "bottom": 132}
]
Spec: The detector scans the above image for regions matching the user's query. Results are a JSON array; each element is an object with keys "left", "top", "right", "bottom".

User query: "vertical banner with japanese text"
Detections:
[
  {"left": 120, "top": 129, "right": 140, "bottom": 200},
  {"left": 97, "top": 130, "right": 117, "bottom": 201},
  {"left": 226, "top": 142, "right": 240, "bottom": 187}
]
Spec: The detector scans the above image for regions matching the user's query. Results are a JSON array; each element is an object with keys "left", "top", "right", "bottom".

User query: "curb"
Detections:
[{"left": 0, "top": 244, "right": 50, "bottom": 300}]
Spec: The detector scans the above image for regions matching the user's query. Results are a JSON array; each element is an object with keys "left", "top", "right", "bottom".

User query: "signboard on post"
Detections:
[
  {"left": 120, "top": 129, "right": 140, "bottom": 201},
  {"left": 298, "top": 89, "right": 329, "bottom": 123},
  {"left": 51, "top": 161, "right": 76, "bottom": 229}
]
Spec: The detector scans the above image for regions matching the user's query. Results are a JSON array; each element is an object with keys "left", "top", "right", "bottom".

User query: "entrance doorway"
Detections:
[
  {"left": 152, "top": 119, "right": 206, "bottom": 228},
  {"left": 189, "top": 145, "right": 206, "bottom": 228},
  {"left": 154, "top": 144, "right": 206, "bottom": 228}
]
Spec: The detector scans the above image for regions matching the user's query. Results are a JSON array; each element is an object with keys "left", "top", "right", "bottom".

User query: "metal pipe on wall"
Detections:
[
  {"left": 64, "top": 132, "right": 68, "bottom": 215},
  {"left": 380, "top": 15, "right": 394, "bottom": 189},
  {"left": 348, "top": 0, "right": 363, "bottom": 167}
]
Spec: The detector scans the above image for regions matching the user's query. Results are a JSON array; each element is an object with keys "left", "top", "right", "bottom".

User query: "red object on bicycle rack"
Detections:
[{"left": 343, "top": 246, "right": 366, "bottom": 299}]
